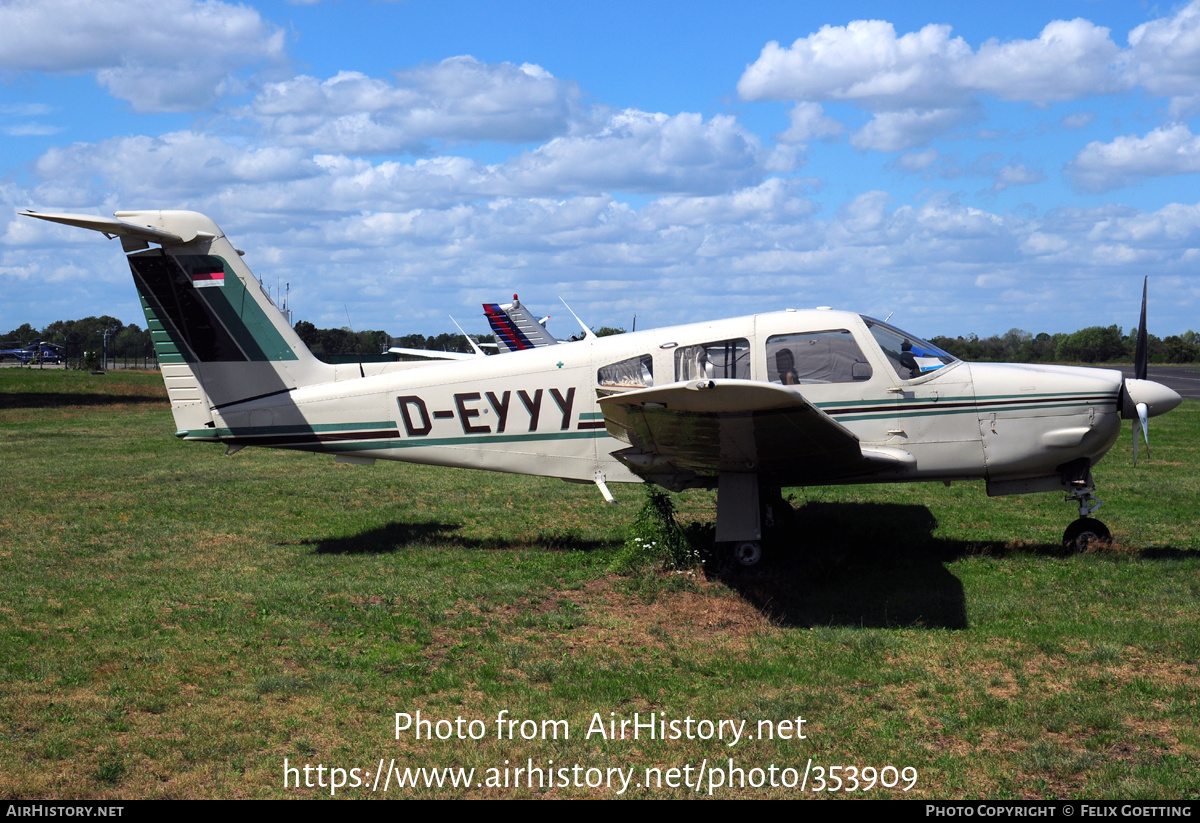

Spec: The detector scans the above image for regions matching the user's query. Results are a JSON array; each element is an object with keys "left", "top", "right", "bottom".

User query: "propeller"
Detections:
[
  {"left": 1134, "top": 277, "right": 1149, "bottom": 464},
  {"left": 1120, "top": 277, "right": 1182, "bottom": 464}
]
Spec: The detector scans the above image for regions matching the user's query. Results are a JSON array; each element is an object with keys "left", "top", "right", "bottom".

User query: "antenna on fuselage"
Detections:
[
  {"left": 559, "top": 297, "right": 596, "bottom": 340},
  {"left": 345, "top": 304, "right": 365, "bottom": 378},
  {"left": 449, "top": 315, "right": 486, "bottom": 357}
]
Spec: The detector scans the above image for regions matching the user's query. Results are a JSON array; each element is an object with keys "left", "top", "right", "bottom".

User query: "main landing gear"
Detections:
[{"left": 715, "top": 474, "right": 793, "bottom": 567}]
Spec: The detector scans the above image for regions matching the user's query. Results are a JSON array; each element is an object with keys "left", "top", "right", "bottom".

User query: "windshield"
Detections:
[{"left": 862, "top": 316, "right": 958, "bottom": 380}]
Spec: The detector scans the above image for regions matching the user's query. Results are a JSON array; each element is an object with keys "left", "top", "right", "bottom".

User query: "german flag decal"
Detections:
[{"left": 192, "top": 266, "right": 225, "bottom": 288}]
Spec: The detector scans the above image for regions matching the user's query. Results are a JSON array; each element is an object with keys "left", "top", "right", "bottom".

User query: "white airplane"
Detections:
[{"left": 21, "top": 209, "right": 1183, "bottom": 564}]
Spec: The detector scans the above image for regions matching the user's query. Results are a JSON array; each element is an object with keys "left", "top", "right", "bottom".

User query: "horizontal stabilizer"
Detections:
[
  {"left": 22, "top": 211, "right": 190, "bottom": 245},
  {"left": 388, "top": 346, "right": 479, "bottom": 361}
]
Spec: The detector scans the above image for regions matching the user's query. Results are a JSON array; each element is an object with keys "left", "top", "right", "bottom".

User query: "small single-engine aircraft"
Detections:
[
  {"left": 386, "top": 294, "right": 556, "bottom": 361},
  {"left": 21, "top": 209, "right": 1182, "bottom": 563}
]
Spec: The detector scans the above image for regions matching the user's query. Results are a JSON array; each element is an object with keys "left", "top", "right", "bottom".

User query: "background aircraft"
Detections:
[
  {"left": 484, "top": 295, "right": 557, "bottom": 352},
  {"left": 0, "top": 341, "right": 64, "bottom": 364},
  {"left": 21, "top": 209, "right": 1182, "bottom": 565}
]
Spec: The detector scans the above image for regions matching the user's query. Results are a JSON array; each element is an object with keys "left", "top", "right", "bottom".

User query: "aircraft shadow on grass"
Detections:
[
  {"left": 298, "top": 501, "right": 1190, "bottom": 630},
  {"left": 714, "top": 500, "right": 1190, "bottom": 629},
  {"left": 300, "top": 521, "right": 611, "bottom": 555},
  {"left": 705, "top": 502, "right": 971, "bottom": 630},
  {"left": 0, "top": 391, "right": 164, "bottom": 409}
]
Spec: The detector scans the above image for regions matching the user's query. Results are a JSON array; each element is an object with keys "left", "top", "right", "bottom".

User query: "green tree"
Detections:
[{"left": 1056, "top": 325, "right": 1126, "bottom": 363}]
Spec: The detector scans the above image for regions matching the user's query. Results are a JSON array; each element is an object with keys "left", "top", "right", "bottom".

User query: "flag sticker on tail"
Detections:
[{"left": 192, "top": 265, "right": 225, "bottom": 288}]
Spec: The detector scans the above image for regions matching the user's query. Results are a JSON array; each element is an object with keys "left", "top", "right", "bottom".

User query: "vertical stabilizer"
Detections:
[
  {"left": 21, "top": 210, "right": 335, "bottom": 434},
  {"left": 483, "top": 294, "right": 558, "bottom": 352}
]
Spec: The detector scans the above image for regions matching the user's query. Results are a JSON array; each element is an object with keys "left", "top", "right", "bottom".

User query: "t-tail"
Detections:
[{"left": 20, "top": 210, "right": 350, "bottom": 434}]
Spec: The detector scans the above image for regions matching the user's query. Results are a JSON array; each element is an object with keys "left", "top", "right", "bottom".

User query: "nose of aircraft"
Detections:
[{"left": 1121, "top": 378, "right": 1182, "bottom": 419}]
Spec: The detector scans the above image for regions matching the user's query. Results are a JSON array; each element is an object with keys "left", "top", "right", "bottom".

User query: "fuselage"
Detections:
[{"left": 187, "top": 308, "right": 1128, "bottom": 494}]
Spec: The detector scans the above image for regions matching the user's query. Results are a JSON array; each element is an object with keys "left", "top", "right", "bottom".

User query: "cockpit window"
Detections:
[
  {"left": 863, "top": 317, "right": 957, "bottom": 380},
  {"left": 767, "top": 330, "right": 872, "bottom": 384}
]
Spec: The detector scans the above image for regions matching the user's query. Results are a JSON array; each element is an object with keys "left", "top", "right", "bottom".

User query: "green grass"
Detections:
[{"left": 0, "top": 369, "right": 1197, "bottom": 799}]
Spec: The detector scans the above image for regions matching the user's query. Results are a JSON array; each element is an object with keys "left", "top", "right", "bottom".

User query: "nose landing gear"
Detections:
[{"left": 1063, "top": 479, "right": 1110, "bottom": 552}]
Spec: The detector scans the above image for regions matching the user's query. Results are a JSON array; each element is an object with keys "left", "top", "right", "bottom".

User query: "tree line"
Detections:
[
  {"left": 927, "top": 325, "right": 1200, "bottom": 365},
  {"left": 5, "top": 317, "right": 1199, "bottom": 367}
]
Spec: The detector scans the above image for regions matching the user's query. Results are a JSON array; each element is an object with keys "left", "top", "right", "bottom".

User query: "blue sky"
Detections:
[{"left": 4, "top": 0, "right": 1200, "bottom": 340}]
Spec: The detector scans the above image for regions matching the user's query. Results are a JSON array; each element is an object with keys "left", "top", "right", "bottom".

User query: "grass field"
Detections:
[{"left": 1, "top": 369, "right": 1197, "bottom": 799}]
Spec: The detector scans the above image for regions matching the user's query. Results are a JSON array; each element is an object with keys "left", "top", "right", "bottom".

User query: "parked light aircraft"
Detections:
[
  {"left": 21, "top": 209, "right": 1183, "bottom": 564},
  {"left": 386, "top": 294, "right": 556, "bottom": 361}
]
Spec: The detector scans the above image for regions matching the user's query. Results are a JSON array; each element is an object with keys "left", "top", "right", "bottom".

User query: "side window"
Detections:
[
  {"left": 766, "top": 330, "right": 872, "bottom": 384},
  {"left": 675, "top": 338, "right": 751, "bottom": 381},
  {"left": 598, "top": 355, "right": 653, "bottom": 389}
]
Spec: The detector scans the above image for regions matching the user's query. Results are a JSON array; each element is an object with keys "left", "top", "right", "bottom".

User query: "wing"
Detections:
[
  {"left": 387, "top": 346, "right": 480, "bottom": 361},
  {"left": 598, "top": 379, "right": 911, "bottom": 488}
]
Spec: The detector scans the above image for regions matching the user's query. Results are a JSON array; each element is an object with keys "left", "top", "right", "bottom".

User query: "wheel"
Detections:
[
  {"left": 732, "top": 541, "right": 762, "bottom": 567},
  {"left": 1062, "top": 518, "right": 1111, "bottom": 552}
]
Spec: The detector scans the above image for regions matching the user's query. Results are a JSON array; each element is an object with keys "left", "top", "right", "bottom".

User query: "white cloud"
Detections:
[
  {"left": 1128, "top": 0, "right": 1200, "bottom": 112},
  {"left": 850, "top": 108, "right": 973, "bottom": 152},
  {"left": 0, "top": 0, "right": 286, "bottom": 111},
  {"left": 4, "top": 124, "right": 62, "bottom": 137},
  {"left": 495, "top": 110, "right": 767, "bottom": 196},
  {"left": 1061, "top": 112, "right": 1096, "bottom": 130},
  {"left": 893, "top": 148, "right": 939, "bottom": 173},
  {"left": 1067, "top": 123, "right": 1200, "bottom": 192},
  {"left": 738, "top": 17, "right": 1125, "bottom": 108},
  {"left": 777, "top": 102, "right": 842, "bottom": 143},
  {"left": 640, "top": 179, "right": 814, "bottom": 227},
  {"left": 962, "top": 19, "right": 1124, "bottom": 101},
  {"left": 31, "top": 132, "right": 319, "bottom": 205},
  {"left": 737, "top": 21, "right": 973, "bottom": 109},
  {"left": 248, "top": 58, "right": 584, "bottom": 153},
  {"left": 992, "top": 163, "right": 1046, "bottom": 192},
  {"left": 735, "top": 13, "right": 1145, "bottom": 152}
]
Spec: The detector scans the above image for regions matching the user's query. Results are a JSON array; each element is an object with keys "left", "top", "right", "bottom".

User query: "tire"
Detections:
[{"left": 1062, "top": 518, "right": 1111, "bottom": 552}]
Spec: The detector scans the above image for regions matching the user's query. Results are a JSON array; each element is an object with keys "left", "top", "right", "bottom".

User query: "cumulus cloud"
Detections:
[
  {"left": 1067, "top": 124, "right": 1200, "bottom": 193},
  {"left": 734, "top": 13, "right": 1150, "bottom": 151},
  {"left": 777, "top": 102, "right": 842, "bottom": 143},
  {"left": 248, "top": 58, "right": 584, "bottom": 153},
  {"left": 495, "top": 110, "right": 768, "bottom": 196},
  {"left": 0, "top": 0, "right": 286, "bottom": 111},
  {"left": 640, "top": 179, "right": 814, "bottom": 227},
  {"left": 850, "top": 107, "right": 975, "bottom": 152},
  {"left": 962, "top": 19, "right": 1124, "bottom": 101},
  {"left": 31, "top": 132, "right": 318, "bottom": 204},
  {"left": 737, "top": 21, "right": 973, "bottom": 109},
  {"left": 1128, "top": 0, "right": 1200, "bottom": 114}
]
